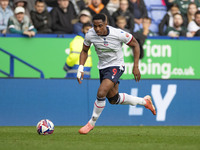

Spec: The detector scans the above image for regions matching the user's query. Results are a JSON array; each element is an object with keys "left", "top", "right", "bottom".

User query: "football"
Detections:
[{"left": 36, "top": 119, "right": 54, "bottom": 135}]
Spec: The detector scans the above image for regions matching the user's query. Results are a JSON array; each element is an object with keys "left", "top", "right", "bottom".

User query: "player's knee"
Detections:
[
  {"left": 97, "top": 90, "right": 107, "bottom": 98},
  {"left": 107, "top": 93, "right": 120, "bottom": 105}
]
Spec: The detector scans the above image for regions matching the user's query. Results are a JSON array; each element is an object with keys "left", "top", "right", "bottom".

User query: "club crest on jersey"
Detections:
[
  {"left": 104, "top": 38, "right": 109, "bottom": 46},
  {"left": 126, "top": 33, "right": 129, "bottom": 37}
]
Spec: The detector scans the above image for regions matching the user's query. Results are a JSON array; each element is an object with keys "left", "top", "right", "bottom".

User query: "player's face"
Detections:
[{"left": 93, "top": 19, "right": 107, "bottom": 36}]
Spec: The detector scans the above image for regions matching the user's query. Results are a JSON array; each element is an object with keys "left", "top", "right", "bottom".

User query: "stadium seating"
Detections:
[
  {"left": 150, "top": 5, "right": 167, "bottom": 24},
  {"left": 149, "top": 21, "right": 159, "bottom": 33},
  {"left": 143, "top": 0, "right": 167, "bottom": 34}
]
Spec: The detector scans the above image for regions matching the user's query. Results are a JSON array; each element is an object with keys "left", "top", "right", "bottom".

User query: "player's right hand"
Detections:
[
  {"left": 132, "top": 66, "right": 141, "bottom": 82},
  {"left": 77, "top": 65, "right": 84, "bottom": 84}
]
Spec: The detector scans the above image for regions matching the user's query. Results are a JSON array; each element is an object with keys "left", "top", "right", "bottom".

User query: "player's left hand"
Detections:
[{"left": 132, "top": 66, "right": 141, "bottom": 82}]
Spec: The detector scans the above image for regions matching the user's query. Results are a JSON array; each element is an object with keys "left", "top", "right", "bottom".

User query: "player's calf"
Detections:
[{"left": 107, "top": 93, "right": 120, "bottom": 104}]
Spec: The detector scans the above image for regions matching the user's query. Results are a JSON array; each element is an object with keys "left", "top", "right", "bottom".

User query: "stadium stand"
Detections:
[{"left": 143, "top": 0, "right": 167, "bottom": 34}]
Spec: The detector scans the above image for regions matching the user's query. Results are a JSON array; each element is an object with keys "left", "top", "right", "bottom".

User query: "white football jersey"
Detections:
[{"left": 84, "top": 25, "right": 133, "bottom": 69}]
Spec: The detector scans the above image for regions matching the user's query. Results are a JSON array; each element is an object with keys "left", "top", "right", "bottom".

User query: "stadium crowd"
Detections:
[{"left": 0, "top": 0, "right": 200, "bottom": 37}]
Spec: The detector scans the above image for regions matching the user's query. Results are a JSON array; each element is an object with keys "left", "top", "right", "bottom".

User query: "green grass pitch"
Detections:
[{"left": 0, "top": 126, "right": 200, "bottom": 150}]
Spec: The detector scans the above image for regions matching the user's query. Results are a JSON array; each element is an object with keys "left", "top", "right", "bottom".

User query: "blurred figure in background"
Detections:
[
  {"left": 50, "top": 0, "right": 77, "bottom": 34},
  {"left": 115, "top": 15, "right": 130, "bottom": 32},
  {"left": 7, "top": 6, "right": 37, "bottom": 37},
  {"left": 187, "top": 2, "right": 198, "bottom": 24},
  {"left": 164, "top": 0, "right": 175, "bottom": 10},
  {"left": 173, "top": 0, "right": 200, "bottom": 16},
  {"left": 73, "top": 9, "right": 91, "bottom": 34},
  {"left": 159, "top": 4, "right": 180, "bottom": 35},
  {"left": 132, "top": 17, "right": 155, "bottom": 59},
  {"left": 187, "top": 10, "right": 200, "bottom": 36},
  {"left": 31, "top": 0, "right": 52, "bottom": 33},
  {"left": 27, "top": 0, "right": 36, "bottom": 12},
  {"left": 165, "top": 13, "right": 188, "bottom": 37},
  {"left": 138, "top": 17, "right": 156, "bottom": 37},
  {"left": 128, "top": 0, "right": 148, "bottom": 31},
  {"left": 64, "top": 23, "right": 92, "bottom": 78},
  {"left": 106, "top": 0, "right": 119, "bottom": 15},
  {"left": 13, "top": 0, "right": 30, "bottom": 19},
  {"left": 112, "top": 0, "right": 134, "bottom": 33},
  {"left": 70, "top": 0, "right": 86, "bottom": 15},
  {"left": 87, "top": 0, "right": 115, "bottom": 26},
  {"left": 0, "top": 0, "right": 13, "bottom": 34}
]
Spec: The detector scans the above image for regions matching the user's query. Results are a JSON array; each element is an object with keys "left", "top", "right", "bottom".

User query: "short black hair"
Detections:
[
  {"left": 195, "top": 11, "right": 200, "bottom": 17},
  {"left": 143, "top": 17, "right": 152, "bottom": 23},
  {"left": 35, "top": 0, "right": 45, "bottom": 5},
  {"left": 92, "top": 14, "right": 106, "bottom": 22},
  {"left": 82, "top": 22, "right": 92, "bottom": 29}
]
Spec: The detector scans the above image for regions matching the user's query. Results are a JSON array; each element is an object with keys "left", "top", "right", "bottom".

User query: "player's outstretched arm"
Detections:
[
  {"left": 127, "top": 37, "right": 141, "bottom": 82},
  {"left": 77, "top": 44, "right": 90, "bottom": 84}
]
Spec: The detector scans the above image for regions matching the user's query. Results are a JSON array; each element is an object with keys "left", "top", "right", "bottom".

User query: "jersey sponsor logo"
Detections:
[{"left": 103, "top": 38, "right": 109, "bottom": 46}]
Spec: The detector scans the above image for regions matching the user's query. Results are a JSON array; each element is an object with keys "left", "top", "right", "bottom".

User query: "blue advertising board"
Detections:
[{"left": 0, "top": 79, "right": 199, "bottom": 126}]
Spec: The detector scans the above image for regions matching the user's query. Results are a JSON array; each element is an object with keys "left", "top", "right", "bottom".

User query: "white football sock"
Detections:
[
  {"left": 119, "top": 93, "right": 146, "bottom": 106},
  {"left": 89, "top": 98, "right": 106, "bottom": 126}
]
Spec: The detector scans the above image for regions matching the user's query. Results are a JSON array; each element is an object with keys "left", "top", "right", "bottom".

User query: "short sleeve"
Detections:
[
  {"left": 83, "top": 32, "right": 91, "bottom": 47},
  {"left": 118, "top": 29, "right": 133, "bottom": 45}
]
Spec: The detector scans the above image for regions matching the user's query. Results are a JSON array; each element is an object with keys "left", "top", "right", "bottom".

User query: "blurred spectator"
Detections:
[
  {"left": 64, "top": 22, "right": 92, "bottom": 78},
  {"left": 173, "top": 0, "right": 200, "bottom": 16},
  {"left": 138, "top": 17, "right": 157, "bottom": 36},
  {"left": 187, "top": 10, "right": 200, "bottom": 36},
  {"left": 159, "top": 4, "right": 180, "bottom": 35},
  {"left": 30, "top": 0, "right": 52, "bottom": 33},
  {"left": 13, "top": 0, "right": 31, "bottom": 19},
  {"left": 27, "top": 0, "right": 36, "bottom": 12},
  {"left": 7, "top": 6, "right": 37, "bottom": 37},
  {"left": 115, "top": 16, "right": 130, "bottom": 32},
  {"left": 165, "top": 13, "right": 188, "bottom": 37},
  {"left": 50, "top": 0, "right": 77, "bottom": 34},
  {"left": 70, "top": 0, "right": 86, "bottom": 15},
  {"left": 44, "top": 0, "right": 58, "bottom": 7},
  {"left": 44, "top": 0, "right": 85, "bottom": 13},
  {"left": 187, "top": 2, "right": 198, "bottom": 24},
  {"left": 0, "top": 0, "right": 13, "bottom": 34},
  {"left": 73, "top": 9, "right": 91, "bottom": 34},
  {"left": 128, "top": 0, "right": 148, "bottom": 28},
  {"left": 132, "top": 17, "right": 156, "bottom": 59},
  {"left": 106, "top": 0, "right": 119, "bottom": 15},
  {"left": 84, "top": 0, "right": 91, "bottom": 6},
  {"left": 112, "top": 0, "right": 134, "bottom": 33},
  {"left": 102, "top": 0, "right": 109, "bottom": 6},
  {"left": 87, "top": 0, "right": 115, "bottom": 26},
  {"left": 164, "top": 0, "right": 175, "bottom": 10}
]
